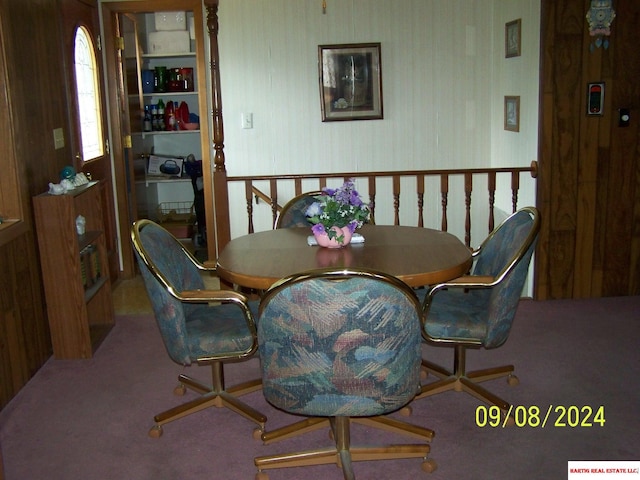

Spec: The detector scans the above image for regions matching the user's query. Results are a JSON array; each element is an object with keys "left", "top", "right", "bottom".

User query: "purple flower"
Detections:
[{"left": 311, "top": 223, "right": 326, "bottom": 234}]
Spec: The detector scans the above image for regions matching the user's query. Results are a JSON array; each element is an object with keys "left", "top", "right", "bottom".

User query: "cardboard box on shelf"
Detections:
[
  {"left": 148, "top": 30, "right": 190, "bottom": 54},
  {"left": 155, "top": 11, "right": 186, "bottom": 31}
]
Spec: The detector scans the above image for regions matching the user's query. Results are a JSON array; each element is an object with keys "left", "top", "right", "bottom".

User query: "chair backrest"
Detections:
[
  {"left": 258, "top": 268, "right": 423, "bottom": 418},
  {"left": 131, "top": 219, "right": 205, "bottom": 365},
  {"left": 468, "top": 207, "right": 540, "bottom": 348},
  {"left": 274, "top": 191, "right": 322, "bottom": 229}
]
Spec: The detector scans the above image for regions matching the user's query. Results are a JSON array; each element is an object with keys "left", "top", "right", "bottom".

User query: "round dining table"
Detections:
[{"left": 215, "top": 224, "right": 472, "bottom": 291}]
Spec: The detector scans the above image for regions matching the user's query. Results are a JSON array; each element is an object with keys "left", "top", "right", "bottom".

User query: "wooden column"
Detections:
[{"left": 205, "top": 0, "right": 230, "bottom": 260}]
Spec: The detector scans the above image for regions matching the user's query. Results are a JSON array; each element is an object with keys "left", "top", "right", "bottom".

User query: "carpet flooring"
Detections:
[{"left": 0, "top": 295, "right": 638, "bottom": 479}]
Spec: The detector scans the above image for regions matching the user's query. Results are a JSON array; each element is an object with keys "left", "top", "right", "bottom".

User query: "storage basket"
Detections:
[{"left": 157, "top": 202, "right": 196, "bottom": 239}]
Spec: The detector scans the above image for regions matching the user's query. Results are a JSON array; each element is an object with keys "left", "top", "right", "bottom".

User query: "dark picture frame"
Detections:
[
  {"left": 318, "top": 43, "right": 383, "bottom": 122},
  {"left": 504, "top": 96, "right": 520, "bottom": 132},
  {"left": 505, "top": 19, "right": 522, "bottom": 58}
]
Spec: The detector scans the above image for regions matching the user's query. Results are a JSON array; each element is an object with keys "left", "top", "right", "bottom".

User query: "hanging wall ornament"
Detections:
[{"left": 586, "top": 0, "right": 616, "bottom": 52}]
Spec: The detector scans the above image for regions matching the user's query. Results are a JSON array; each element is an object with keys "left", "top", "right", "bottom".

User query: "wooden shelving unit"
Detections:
[{"left": 33, "top": 181, "right": 114, "bottom": 359}]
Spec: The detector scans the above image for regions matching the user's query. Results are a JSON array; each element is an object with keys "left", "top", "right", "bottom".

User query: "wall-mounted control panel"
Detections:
[{"left": 587, "top": 82, "right": 605, "bottom": 116}]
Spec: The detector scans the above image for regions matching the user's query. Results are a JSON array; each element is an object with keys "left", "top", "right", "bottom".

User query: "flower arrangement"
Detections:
[{"left": 305, "top": 179, "right": 370, "bottom": 244}]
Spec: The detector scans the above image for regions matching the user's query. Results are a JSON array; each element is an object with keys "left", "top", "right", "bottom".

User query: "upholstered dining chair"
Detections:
[
  {"left": 254, "top": 268, "right": 436, "bottom": 480},
  {"left": 275, "top": 190, "right": 375, "bottom": 229},
  {"left": 414, "top": 206, "right": 540, "bottom": 417},
  {"left": 131, "top": 219, "right": 266, "bottom": 438},
  {"left": 274, "top": 190, "right": 323, "bottom": 228}
]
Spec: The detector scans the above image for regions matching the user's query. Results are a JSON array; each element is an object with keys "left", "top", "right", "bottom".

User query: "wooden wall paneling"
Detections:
[
  {"left": 538, "top": 0, "right": 640, "bottom": 299},
  {"left": 11, "top": 234, "right": 50, "bottom": 373},
  {"left": 0, "top": 247, "right": 29, "bottom": 407},
  {"left": 602, "top": 0, "right": 640, "bottom": 296},
  {"left": 535, "top": 0, "right": 555, "bottom": 300},
  {"left": 547, "top": 30, "right": 583, "bottom": 298},
  {"left": 0, "top": 236, "right": 49, "bottom": 410},
  {"left": 0, "top": 0, "right": 68, "bottom": 408},
  {"left": 573, "top": 14, "right": 610, "bottom": 298}
]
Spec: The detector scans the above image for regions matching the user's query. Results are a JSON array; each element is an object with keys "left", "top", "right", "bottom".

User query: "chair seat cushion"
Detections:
[
  {"left": 185, "top": 301, "right": 258, "bottom": 359},
  {"left": 419, "top": 289, "right": 490, "bottom": 342}
]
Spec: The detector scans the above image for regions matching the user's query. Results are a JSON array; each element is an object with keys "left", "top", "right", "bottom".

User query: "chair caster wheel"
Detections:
[
  {"left": 252, "top": 427, "right": 264, "bottom": 440},
  {"left": 399, "top": 405, "right": 412, "bottom": 417},
  {"left": 255, "top": 472, "right": 269, "bottom": 480},
  {"left": 507, "top": 374, "right": 519, "bottom": 386},
  {"left": 148, "top": 425, "right": 163, "bottom": 438},
  {"left": 173, "top": 384, "right": 186, "bottom": 396},
  {"left": 421, "top": 458, "right": 437, "bottom": 473}
]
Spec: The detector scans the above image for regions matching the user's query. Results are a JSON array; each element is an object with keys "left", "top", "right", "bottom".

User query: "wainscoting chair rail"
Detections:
[{"left": 227, "top": 161, "right": 538, "bottom": 248}]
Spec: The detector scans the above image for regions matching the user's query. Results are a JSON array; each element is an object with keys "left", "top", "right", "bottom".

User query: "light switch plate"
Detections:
[
  {"left": 241, "top": 112, "right": 253, "bottom": 129},
  {"left": 53, "top": 128, "right": 65, "bottom": 150}
]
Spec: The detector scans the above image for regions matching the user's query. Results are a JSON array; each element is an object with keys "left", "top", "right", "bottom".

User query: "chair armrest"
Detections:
[
  {"left": 179, "top": 289, "right": 249, "bottom": 304},
  {"left": 181, "top": 288, "right": 259, "bottom": 363},
  {"left": 422, "top": 275, "right": 496, "bottom": 313},
  {"left": 440, "top": 275, "right": 495, "bottom": 286}
]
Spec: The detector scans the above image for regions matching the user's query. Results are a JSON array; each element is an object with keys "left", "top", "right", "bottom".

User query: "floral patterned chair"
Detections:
[
  {"left": 273, "top": 190, "right": 323, "bottom": 228},
  {"left": 415, "top": 207, "right": 540, "bottom": 417},
  {"left": 131, "top": 219, "right": 266, "bottom": 438},
  {"left": 254, "top": 268, "right": 436, "bottom": 480}
]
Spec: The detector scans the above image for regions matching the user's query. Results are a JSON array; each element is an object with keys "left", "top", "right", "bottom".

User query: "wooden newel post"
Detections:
[{"left": 205, "top": 0, "right": 231, "bottom": 260}]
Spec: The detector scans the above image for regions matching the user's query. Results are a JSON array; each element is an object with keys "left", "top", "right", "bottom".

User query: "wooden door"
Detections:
[{"left": 59, "top": 0, "right": 119, "bottom": 282}]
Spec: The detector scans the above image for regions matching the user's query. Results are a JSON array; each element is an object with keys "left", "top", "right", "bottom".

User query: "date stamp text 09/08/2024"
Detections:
[{"left": 475, "top": 405, "right": 605, "bottom": 428}]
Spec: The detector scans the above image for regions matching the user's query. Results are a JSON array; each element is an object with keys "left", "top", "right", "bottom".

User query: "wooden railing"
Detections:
[{"left": 225, "top": 161, "right": 538, "bottom": 248}]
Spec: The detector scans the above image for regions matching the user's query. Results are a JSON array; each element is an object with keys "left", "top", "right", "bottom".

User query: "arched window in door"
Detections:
[{"left": 74, "top": 25, "right": 104, "bottom": 162}]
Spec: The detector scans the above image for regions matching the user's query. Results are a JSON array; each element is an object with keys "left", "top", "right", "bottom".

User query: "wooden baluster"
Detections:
[
  {"left": 269, "top": 179, "right": 278, "bottom": 227},
  {"left": 319, "top": 178, "right": 327, "bottom": 190},
  {"left": 368, "top": 176, "right": 376, "bottom": 222},
  {"left": 294, "top": 178, "right": 302, "bottom": 196},
  {"left": 488, "top": 171, "right": 496, "bottom": 233},
  {"left": 245, "top": 180, "right": 254, "bottom": 233},
  {"left": 440, "top": 174, "right": 448, "bottom": 231},
  {"left": 464, "top": 172, "right": 472, "bottom": 247},
  {"left": 511, "top": 171, "right": 520, "bottom": 212},
  {"left": 416, "top": 175, "right": 425, "bottom": 228},
  {"left": 393, "top": 175, "right": 401, "bottom": 225}
]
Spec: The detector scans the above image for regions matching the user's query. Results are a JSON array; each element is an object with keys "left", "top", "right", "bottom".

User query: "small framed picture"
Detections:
[
  {"left": 318, "top": 43, "right": 383, "bottom": 122},
  {"left": 505, "top": 19, "right": 521, "bottom": 58},
  {"left": 504, "top": 96, "right": 520, "bottom": 132}
]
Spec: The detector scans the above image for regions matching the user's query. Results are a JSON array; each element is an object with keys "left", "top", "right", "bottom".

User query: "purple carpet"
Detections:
[{"left": 1, "top": 296, "right": 638, "bottom": 479}]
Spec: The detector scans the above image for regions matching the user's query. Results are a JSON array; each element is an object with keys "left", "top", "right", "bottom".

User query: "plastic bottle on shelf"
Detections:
[
  {"left": 165, "top": 100, "right": 176, "bottom": 131},
  {"left": 150, "top": 104, "right": 159, "bottom": 131},
  {"left": 143, "top": 105, "right": 152, "bottom": 132},
  {"left": 156, "top": 99, "right": 166, "bottom": 131}
]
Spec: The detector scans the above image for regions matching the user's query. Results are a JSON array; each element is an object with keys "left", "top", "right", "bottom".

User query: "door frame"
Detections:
[{"left": 99, "top": 0, "right": 214, "bottom": 278}]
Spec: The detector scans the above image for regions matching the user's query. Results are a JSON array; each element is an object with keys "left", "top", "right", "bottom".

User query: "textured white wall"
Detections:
[{"left": 214, "top": 0, "right": 540, "bottom": 238}]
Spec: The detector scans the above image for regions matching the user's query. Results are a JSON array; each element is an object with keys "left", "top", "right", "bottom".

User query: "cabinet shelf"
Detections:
[
  {"left": 141, "top": 52, "right": 196, "bottom": 59},
  {"left": 78, "top": 231, "right": 102, "bottom": 250},
  {"left": 33, "top": 181, "right": 114, "bottom": 359},
  {"left": 84, "top": 275, "right": 108, "bottom": 303},
  {"left": 132, "top": 129, "right": 200, "bottom": 138},
  {"left": 129, "top": 91, "right": 198, "bottom": 99},
  {"left": 124, "top": 7, "right": 208, "bottom": 243}
]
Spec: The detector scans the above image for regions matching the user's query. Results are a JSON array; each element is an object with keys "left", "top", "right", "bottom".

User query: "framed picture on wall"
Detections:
[
  {"left": 318, "top": 43, "right": 383, "bottom": 122},
  {"left": 504, "top": 96, "right": 520, "bottom": 132},
  {"left": 505, "top": 19, "right": 521, "bottom": 58}
]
